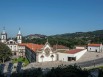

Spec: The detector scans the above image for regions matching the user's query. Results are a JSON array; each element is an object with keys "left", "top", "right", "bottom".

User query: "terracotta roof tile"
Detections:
[
  {"left": 88, "top": 44, "right": 101, "bottom": 47},
  {"left": 19, "top": 43, "right": 44, "bottom": 52}
]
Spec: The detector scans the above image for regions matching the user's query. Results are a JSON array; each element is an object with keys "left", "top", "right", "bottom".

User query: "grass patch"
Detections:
[
  {"left": 85, "top": 65, "right": 103, "bottom": 71},
  {"left": 97, "top": 66, "right": 103, "bottom": 69},
  {"left": 12, "top": 57, "right": 29, "bottom": 67}
]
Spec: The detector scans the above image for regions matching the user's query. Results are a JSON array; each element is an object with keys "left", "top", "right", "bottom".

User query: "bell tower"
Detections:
[
  {"left": 1, "top": 27, "right": 7, "bottom": 43},
  {"left": 17, "top": 28, "right": 22, "bottom": 44}
]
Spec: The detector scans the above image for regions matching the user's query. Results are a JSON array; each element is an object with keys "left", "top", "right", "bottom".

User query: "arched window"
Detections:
[
  {"left": 40, "top": 55, "right": 44, "bottom": 62},
  {"left": 3, "top": 35, "right": 5, "bottom": 39},
  {"left": 41, "top": 55, "right": 44, "bottom": 58},
  {"left": 10, "top": 41, "right": 13, "bottom": 44},
  {"left": 51, "top": 55, "right": 54, "bottom": 61}
]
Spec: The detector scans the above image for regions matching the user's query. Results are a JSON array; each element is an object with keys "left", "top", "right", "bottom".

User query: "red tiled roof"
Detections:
[
  {"left": 88, "top": 44, "right": 101, "bottom": 47},
  {"left": 19, "top": 43, "right": 44, "bottom": 52},
  {"left": 53, "top": 45, "right": 69, "bottom": 49},
  {"left": 66, "top": 49, "right": 84, "bottom": 54}
]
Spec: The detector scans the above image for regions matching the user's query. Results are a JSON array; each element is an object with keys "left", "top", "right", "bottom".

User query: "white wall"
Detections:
[
  {"left": 88, "top": 44, "right": 103, "bottom": 52},
  {"left": 88, "top": 46, "right": 100, "bottom": 52},
  {"left": 57, "top": 52, "right": 74, "bottom": 61},
  {"left": 37, "top": 53, "right": 57, "bottom": 62},
  {"left": 74, "top": 49, "right": 87, "bottom": 60},
  {"left": 18, "top": 46, "right": 25, "bottom": 51},
  {"left": 57, "top": 49, "right": 87, "bottom": 61},
  {"left": 76, "top": 46, "right": 85, "bottom": 49},
  {"left": 18, "top": 46, "right": 25, "bottom": 56},
  {"left": 7, "top": 45, "right": 18, "bottom": 51}
]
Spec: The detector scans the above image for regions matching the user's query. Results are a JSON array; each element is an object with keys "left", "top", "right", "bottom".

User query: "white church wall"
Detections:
[
  {"left": 7, "top": 45, "right": 18, "bottom": 51},
  {"left": 37, "top": 42, "right": 57, "bottom": 62},
  {"left": 37, "top": 53, "right": 57, "bottom": 62}
]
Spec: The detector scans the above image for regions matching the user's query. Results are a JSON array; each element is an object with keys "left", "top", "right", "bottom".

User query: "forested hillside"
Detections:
[
  {"left": 52, "top": 30, "right": 103, "bottom": 38},
  {"left": 23, "top": 30, "right": 103, "bottom": 49}
]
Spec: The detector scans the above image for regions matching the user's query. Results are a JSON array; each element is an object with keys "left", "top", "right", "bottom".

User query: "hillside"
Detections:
[
  {"left": 51, "top": 30, "right": 103, "bottom": 38},
  {"left": 25, "top": 34, "right": 47, "bottom": 39},
  {"left": 23, "top": 30, "right": 103, "bottom": 49}
]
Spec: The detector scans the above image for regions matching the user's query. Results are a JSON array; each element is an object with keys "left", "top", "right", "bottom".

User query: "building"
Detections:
[
  {"left": 1, "top": 27, "right": 7, "bottom": 43},
  {"left": 20, "top": 41, "right": 87, "bottom": 62},
  {"left": 75, "top": 45, "right": 86, "bottom": 49},
  {"left": 19, "top": 42, "right": 57, "bottom": 63},
  {"left": 0, "top": 28, "right": 22, "bottom": 56},
  {"left": 5, "top": 39, "right": 18, "bottom": 55},
  {"left": 58, "top": 49, "right": 87, "bottom": 61},
  {"left": 88, "top": 44, "right": 103, "bottom": 52}
]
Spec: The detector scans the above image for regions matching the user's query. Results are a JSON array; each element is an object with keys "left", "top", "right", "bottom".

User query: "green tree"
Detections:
[
  {"left": 45, "top": 65, "right": 89, "bottom": 77},
  {"left": 0, "top": 43, "right": 12, "bottom": 63}
]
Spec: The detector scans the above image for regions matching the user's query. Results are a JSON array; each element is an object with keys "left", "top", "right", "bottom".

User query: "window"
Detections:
[
  {"left": 10, "top": 41, "right": 13, "bottom": 44},
  {"left": 68, "top": 57, "right": 76, "bottom": 61},
  {"left": 90, "top": 48, "right": 91, "bottom": 50},
  {"left": 14, "top": 52, "right": 16, "bottom": 55},
  {"left": 3, "top": 36, "right": 5, "bottom": 39},
  {"left": 45, "top": 48, "right": 50, "bottom": 56}
]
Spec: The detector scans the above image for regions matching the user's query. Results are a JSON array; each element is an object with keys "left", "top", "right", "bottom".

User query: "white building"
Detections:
[
  {"left": 37, "top": 42, "right": 57, "bottom": 62},
  {"left": 75, "top": 46, "right": 86, "bottom": 49},
  {"left": 58, "top": 49, "right": 87, "bottom": 61},
  {"left": 88, "top": 44, "right": 103, "bottom": 52},
  {"left": 0, "top": 28, "right": 23, "bottom": 56},
  {"left": 18, "top": 45, "right": 25, "bottom": 57},
  {"left": 1, "top": 27, "right": 7, "bottom": 43}
]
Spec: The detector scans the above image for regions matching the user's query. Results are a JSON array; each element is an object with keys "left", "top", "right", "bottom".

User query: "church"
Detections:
[{"left": 0, "top": 27, "right": 23, "bottom": 56}]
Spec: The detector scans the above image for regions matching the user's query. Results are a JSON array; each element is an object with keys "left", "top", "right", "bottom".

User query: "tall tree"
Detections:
[{"left": 0, "top": 43, "right": 12, "bottom": 63}]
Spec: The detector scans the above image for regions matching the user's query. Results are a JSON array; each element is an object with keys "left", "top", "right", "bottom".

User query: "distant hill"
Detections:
[
  {"left": 25, "top": 34, "right": 47, "bottom": 39},
  {"left": 51, "top": 30, "right": 103, "bottom": 38}
]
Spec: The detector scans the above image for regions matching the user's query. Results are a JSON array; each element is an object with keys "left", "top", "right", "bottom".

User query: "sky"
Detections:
[{"left": 0, "top": 0, "right": 103, "bottom": 37}]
